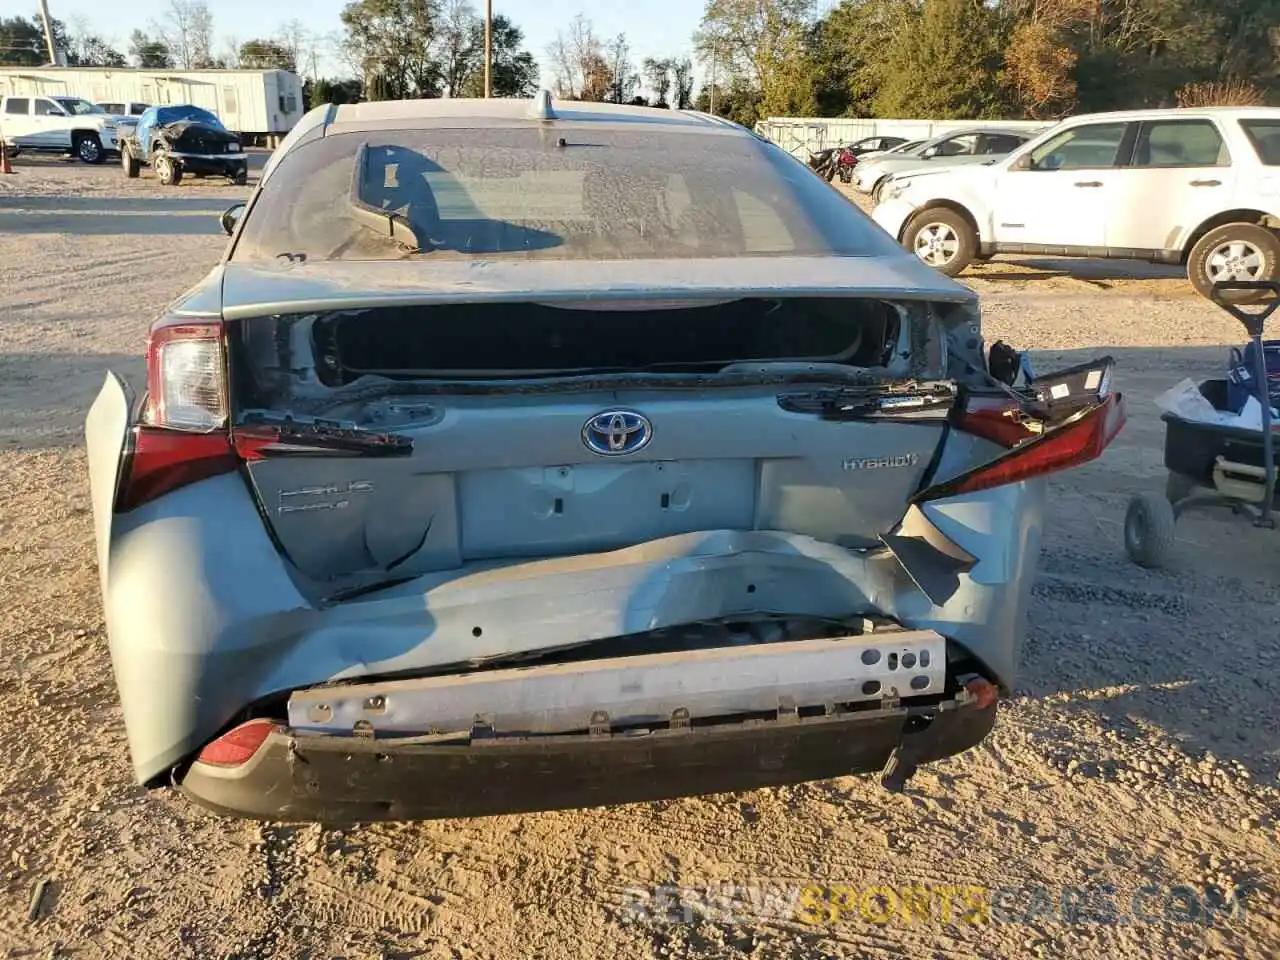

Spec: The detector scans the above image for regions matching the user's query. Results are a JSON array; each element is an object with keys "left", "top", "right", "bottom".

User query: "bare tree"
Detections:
[
  {"left": 603, "top": 34, "right": 638, "bottom": 103},
  {"left": 151, "top": 0, "right": 215, "bottom": 69},
  {"left": 642, "top": 56, "right": 673, "bottom": 106},
  {"left": 221, "top": 34, "right": 241, "bottom": 68},
  {"left": 65, "top": 16, "right": 128, "bottom": 67},
  {"left": 672, "top": 56, "right": 695, "bottom": 108},
  {"left": 434, "top": 0, "right": 481, "bottom": 96},
  {"left": 547, "top": 14, "right": 609, "bottom": 101},
  {"left": 277, "top": 18, "right": 320, "bottom": 79},
  {"left": 1176, "top": 79, "right": 1266, "bottom": 107}
]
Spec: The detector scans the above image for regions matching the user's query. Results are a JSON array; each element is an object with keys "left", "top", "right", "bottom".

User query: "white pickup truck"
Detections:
[{"left": 0, "top": 94, "right": 120, "bottom": 164}]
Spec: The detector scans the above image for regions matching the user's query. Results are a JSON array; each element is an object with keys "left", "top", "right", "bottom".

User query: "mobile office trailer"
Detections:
[{"left": 0, "top": 68, "right": 304, "bottom": 144}]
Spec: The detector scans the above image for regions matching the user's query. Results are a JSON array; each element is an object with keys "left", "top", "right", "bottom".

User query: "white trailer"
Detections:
[
  {"left": 756, "top": 116, "right": 1048, "bottom": 160},
  {"left": 0, "top": 67, "right": 304, "bottom": 143}
]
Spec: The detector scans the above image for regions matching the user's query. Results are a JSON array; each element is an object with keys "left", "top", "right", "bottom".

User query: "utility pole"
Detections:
[
  {"left": 483, "top": 0, "right": 493, "bottom": 98},
  {"left": 708, "top": 39, "right": 717, "bottom": 114},
  {"left": 37, "top": 0, "right": 59, "bottom": 66}
]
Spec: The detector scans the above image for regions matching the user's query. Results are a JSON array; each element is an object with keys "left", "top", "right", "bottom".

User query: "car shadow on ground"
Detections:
[
  {"left": 0, "top": 209, "right": 227, "bottom": 236},
  {"left": 969, "top": 256, "right": 1186, "bottom": 284},
  {"left": 0, "top": 195, "right": 244, "bottom": 212}
]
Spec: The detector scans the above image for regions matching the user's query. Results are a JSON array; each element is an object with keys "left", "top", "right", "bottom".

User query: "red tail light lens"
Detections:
[
  {"left": 955, "top": 395, "right": 1041, "bottom": 448},
  {"left": 195, "top": 719, "right": 278, "bottom": 768},
  {"left": 919, "top": 394, "right": 1125, "bottom": 502},
  {"left": 117, "top": 427, "right": 239, "bottom": 511}
]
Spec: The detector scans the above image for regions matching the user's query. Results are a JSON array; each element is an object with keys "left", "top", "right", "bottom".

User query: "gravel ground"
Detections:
[{"left": 1, "top": 163, "right": 1278, "bottom": 960}]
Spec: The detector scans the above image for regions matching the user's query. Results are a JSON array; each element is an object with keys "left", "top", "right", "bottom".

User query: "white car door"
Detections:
[
  {"left": 30, "top": 98, "right": 71, "bottom": 149},
  {"left": 990, "top": 121, "right": 1132, "bottom": 249},
  {"left": 2, "top": 98, "right": 36, "bottom": 146},
  {"left": 1103, "top": 118, "right": 1238, "bottom": 256}
]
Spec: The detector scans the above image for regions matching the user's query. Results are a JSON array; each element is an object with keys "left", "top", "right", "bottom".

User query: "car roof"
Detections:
[
  {"left": 325, "top": 96, "right": 747, "bottom": 137},
  {"left": 1060, "top": 106, "right": 1280, "bottom": 123},
  {"left": 924, "top": 126, "right": 1038, "bottom": 139}
]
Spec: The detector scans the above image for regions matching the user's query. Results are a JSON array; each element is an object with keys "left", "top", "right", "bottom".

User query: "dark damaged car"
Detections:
[
  {"left": 120, "top": 104, "right": 248, "bottom": 186},
  {"left": 85, "top": 94, "right": 1126, "bottom": 824}
]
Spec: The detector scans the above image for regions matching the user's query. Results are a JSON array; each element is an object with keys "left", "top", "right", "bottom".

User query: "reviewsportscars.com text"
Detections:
[{"left": 618, "top": 881, "right": 1253, "bottom": 927}]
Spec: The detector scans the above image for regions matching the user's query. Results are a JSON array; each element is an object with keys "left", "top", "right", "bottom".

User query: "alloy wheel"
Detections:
[
  {"left": 913, "top": 222, "right": 960, "bottom": 268},
  {"left": 1206, "top": 240, "right": 1266, "bottom": 283},
  {"left": 77, "top": 137, "right": 101, "bottom": 163}
]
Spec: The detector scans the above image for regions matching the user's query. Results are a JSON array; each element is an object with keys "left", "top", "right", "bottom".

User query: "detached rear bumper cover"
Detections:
[{"left": 181, "top": 697, "right": 997, "bottom": 823}]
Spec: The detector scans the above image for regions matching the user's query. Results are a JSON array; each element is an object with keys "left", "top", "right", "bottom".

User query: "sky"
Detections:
[{"left": 40, "top": 0, "right": 708, "bottom": 94}]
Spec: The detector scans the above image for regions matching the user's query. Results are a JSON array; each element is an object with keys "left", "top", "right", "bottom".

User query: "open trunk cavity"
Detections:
[{"left": 228, "top": 295, "right": 973, "bottom": 595}]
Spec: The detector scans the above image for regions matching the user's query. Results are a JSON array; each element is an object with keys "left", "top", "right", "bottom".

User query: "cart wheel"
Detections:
[{"left": 1124, "top": 492, "right": 1177, "bottom": 569}]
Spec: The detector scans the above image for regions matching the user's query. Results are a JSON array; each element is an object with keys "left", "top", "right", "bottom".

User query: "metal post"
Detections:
[
  {"left": 484, "top": 0, "right": 493, "bottom": 98},
  {"left": 1253, "top": 332, "right": 1276, "bottom": 527},
  {"left": 709, "top": 40, "right": 717, "bottom": 114},
  {"left": 37, "top": 0, "right": 58, "bottom": 65}
]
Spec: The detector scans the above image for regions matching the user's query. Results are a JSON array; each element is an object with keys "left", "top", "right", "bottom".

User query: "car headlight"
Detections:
[{"left": 228, "top": 141, "right": 240, "bottom": 152}]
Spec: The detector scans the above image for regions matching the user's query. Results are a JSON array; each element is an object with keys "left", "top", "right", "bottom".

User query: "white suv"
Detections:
[{"left": 872, "top": 107, "right": 1280, "bottom": 300}]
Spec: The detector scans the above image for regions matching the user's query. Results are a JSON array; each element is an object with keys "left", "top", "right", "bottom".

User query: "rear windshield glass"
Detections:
[
  {"left": 1240, "top": 119, "right": 1280, "bottom": 165},
  {"left": 231, "top": 126, "right": 900, "bottom": 263}
]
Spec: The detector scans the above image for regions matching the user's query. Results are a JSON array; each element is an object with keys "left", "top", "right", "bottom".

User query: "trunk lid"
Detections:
[{"left": 224, "top": 267, "right": 980, "bottom": 596}]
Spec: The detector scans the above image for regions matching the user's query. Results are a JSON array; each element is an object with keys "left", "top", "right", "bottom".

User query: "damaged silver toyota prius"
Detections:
[{"left": 86, "top": 94, "right": 1125, "bottom": 823}]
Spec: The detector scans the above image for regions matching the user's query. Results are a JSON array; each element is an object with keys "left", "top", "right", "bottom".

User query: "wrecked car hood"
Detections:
[
  {"left": 164, "top": 120, "right": 237, "bottom": 141},
  {"left": 218, "top": 255, "right": 977, "bottom": 318},
  {"left": 135, "top": 104, "right": 224, "bottom": 155}
]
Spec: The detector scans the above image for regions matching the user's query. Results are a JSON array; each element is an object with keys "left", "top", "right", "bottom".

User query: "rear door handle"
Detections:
[
  {"left": 1074, "top": 180, "right": 1103, "bottom": 187},
  {"left": 1190, "top": 179, "right": 1222, "bottom": 187}
]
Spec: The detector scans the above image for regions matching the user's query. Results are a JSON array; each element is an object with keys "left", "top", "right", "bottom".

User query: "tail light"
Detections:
[
  {"left": 195, "top": 719, "right": 279, "bottom": 767},
  {"left": 954, "top": 395, "right": 1042, "bottom": 448},
  {"left": 117, "top": 317, "right": 238, "bottom": 511},
  {"left": 918, "top": 394, "right": 1125, "bottom": 502},
  {"left": 145, "top": 320, "right": 227, "bottom": 431}
]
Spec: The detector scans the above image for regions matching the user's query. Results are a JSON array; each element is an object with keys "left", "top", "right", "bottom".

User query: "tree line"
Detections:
[
  {"left": 695, "top": 0, "right": 1280, "bottom": 128},
  {"left": 0, "top": 0, "right": 542, "bottom": 108},
  {"left": 6, "top": 0, "right": 1273, "bottom": 125}
]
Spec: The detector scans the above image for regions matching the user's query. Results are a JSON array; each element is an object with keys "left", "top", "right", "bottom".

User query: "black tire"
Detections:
[
  {"left": 74, "top": 133, "right": 104, "bottom": 164},
  {"left": 121, "top": 147, "right": 141, "bottom": 179},
  {"left": 1186, "top": 222, "right": 1280, "bottom": 303},
  {"left": 1124, "top": 492, "right": 1177, "bottom": 569},
  {"left": 230, "top": 165, "right": 248, "bottom": 186},
  {"left": 871, "top": 177, "right": 890, "bottom": 205},
  {"left": 902, "top": 207, "right": 978, "bottom": 277},
  {"left": 154, "top": 152, "right": 182, "bottom": 186}
]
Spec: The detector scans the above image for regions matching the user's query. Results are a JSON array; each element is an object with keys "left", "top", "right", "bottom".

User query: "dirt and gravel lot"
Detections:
[{"left": 1, "top": 158, "right": 1278, "bottom": 960}]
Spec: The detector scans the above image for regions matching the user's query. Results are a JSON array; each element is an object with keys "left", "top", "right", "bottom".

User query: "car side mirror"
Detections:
[
  {"left": 1010, "top": 153, "right": 1033, "bottom": 171},
  {"left": 220, "top": 202, "right": 246, "bottom": 237},
  {"left": 922, "top": 146, "right": 938, "bottom": 159}
]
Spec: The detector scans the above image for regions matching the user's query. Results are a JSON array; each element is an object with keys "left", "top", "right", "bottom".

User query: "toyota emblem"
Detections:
[{"left": 582, "top": 410, "right": 653, "bottom": 456}]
